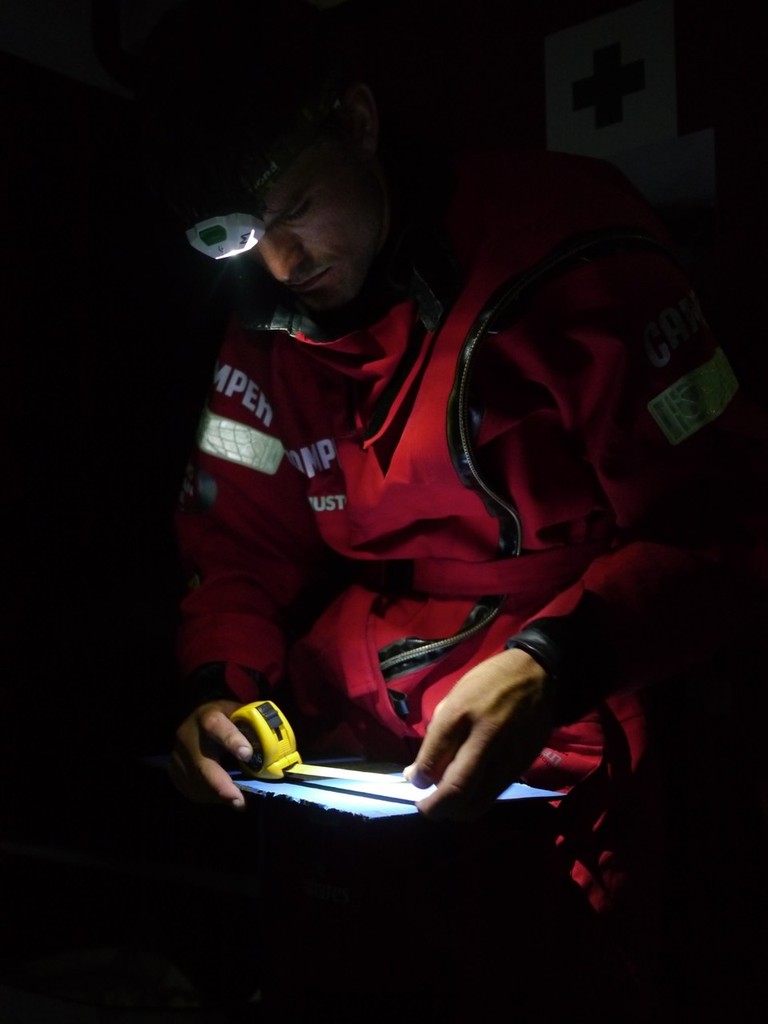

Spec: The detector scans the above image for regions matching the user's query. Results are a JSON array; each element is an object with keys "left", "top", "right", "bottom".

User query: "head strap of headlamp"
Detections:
[{"left": 239, "top": 76, "right": 342, "bottom": 212}]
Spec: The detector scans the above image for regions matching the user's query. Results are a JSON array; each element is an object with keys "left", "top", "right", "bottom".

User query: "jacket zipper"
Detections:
[
  {"left": 449, "top": 227, "right": 674, "bottom": 557},
  {"left": 380, "top": 229, "right": 673, "bottom": 684},
  {"left": 379, "top": 594, "right": 506, "bottom": 682}
]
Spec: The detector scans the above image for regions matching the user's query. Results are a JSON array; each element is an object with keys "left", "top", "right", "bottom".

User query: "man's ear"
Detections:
[{"left": 337, "top": 82, "right": 378, "bottom": 159}]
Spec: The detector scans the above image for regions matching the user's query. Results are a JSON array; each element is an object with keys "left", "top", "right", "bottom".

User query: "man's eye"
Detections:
[{"left": 281, "top": 199, "right": 310, "bottom": 224}]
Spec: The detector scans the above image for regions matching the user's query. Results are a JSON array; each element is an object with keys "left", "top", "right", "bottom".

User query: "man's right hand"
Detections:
[{"left": 168, "top": 699, "right": 254, "bottom": 808}]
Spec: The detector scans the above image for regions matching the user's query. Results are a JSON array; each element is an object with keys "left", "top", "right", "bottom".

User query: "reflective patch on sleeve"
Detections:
[
  {"left": 197, "top": 408, "right": 284, "bottom": 474},
  {"left": 647, "top": 347, "right": 739, "bottom": 445}
]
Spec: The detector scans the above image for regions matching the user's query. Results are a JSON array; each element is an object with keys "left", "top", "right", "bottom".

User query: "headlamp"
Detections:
[
  {"left": 183, "top": 79, "right": 341, "bottom": 261},
  {"left": 185, "top": 213, "right": 265, "bottom": 259}
]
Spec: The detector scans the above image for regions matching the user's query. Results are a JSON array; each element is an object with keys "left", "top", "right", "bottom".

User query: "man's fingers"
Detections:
[
  {"left": 197, "top": 757, "right": 246, "bottom": 807},
  {"left": 168, "top": 747, "right": 246, "bottom": 808},
  {"left": 197, "top": 704, "right": 254, "bottom": 762},
  {"left": 168, "top": 700, "right": 252, "bottom": 808},
  {"left": 412, "top": 732, "right": 486, "bottom": 819},
  {"left": 413, "top": 719, "right": 525, "bottom": 821},
  {"left": 402, "top": 762, "right": 433, "bottom": 788},
  {"left": 405, "top": 707, "right": 470, "bottom": 788}
]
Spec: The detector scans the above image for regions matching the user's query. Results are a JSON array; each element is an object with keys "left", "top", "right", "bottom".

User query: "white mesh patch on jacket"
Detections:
[{"left": 197, "top": 408, "right": 284, "bottom": 475}]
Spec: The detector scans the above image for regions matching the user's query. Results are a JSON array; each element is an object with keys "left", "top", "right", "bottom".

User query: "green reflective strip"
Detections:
[
  {"left": 647, "top": 347, "right": 739, "bottom": 445},
  {"left": 199, "top": 224, "right": 227, "bottom": 246}
]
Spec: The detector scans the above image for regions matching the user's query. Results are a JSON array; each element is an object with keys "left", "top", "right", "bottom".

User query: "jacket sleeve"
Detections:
[
  {"left": 173, "top": 317, "right": 334, "bottom": 705},
  {"left": 495, "top": 245, "right": 768, "bottom": 719}
]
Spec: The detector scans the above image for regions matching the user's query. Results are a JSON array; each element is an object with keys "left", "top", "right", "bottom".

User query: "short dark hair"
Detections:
[{"left": 136, "top": 0, "right": 348, "bottom": 226}]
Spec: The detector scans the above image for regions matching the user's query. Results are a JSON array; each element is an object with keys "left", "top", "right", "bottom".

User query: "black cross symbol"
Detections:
[{"left": 572, "top": 42, "right": 645, "bottom": 128}]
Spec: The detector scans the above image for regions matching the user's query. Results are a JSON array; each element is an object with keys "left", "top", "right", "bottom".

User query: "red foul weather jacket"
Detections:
[{"left": 175, "top": 150, "right": 768, "bottom": 912}]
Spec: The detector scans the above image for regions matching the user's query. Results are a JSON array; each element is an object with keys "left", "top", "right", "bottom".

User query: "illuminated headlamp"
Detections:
[{"left": 185, "top": 213, "right": 265, "bottom": 259}]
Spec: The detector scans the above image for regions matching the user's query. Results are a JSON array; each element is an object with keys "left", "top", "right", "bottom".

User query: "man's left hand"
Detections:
[{"left": 404, "top": 648, "right": 555, "bottom": 820}]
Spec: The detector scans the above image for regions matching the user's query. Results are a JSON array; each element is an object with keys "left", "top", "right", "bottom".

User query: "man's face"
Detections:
[{"left": 246, "top": 136, "right": 389, "bottom": 312}]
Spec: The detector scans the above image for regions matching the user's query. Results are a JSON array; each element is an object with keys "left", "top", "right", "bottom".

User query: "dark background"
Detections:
[{"left": 0, "top": 0, "right": 766, "bottom": 1017}]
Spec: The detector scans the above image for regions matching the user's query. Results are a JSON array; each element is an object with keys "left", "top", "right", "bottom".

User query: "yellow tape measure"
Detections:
[
  {"left": 230, "top": 700, "right": 412, "bottom": 788},
  {"left": 229, "top": 700, "right": 303, "bottom": 780}
]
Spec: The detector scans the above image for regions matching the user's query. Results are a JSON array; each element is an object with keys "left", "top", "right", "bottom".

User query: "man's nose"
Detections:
[{"left": 257, "top": 228, "right": 306, "bottom": 283}]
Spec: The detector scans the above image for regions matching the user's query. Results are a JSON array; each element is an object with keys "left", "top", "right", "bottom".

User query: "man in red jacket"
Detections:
[{"left": 138, "top": 0, "right": 768, "bottom": 1018}]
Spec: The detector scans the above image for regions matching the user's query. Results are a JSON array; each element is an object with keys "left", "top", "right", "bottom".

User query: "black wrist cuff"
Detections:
[
  {"left": 505, "top": 593, "right": 616, "bottom": 726},
  {"left": 177, "top": 662, "right": 265, "bottom": 720}
]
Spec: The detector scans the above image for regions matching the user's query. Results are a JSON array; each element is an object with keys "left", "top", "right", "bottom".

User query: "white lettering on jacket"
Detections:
[
  {"left": 309, "top": 494, "right": 347, "bottom": 512},
  {"left": 285, "top": 438, "right": 337, "bottom": 478},
  {"left": 643, "top": 291, "right": 708, "bottom": 368},
  {"left": 213, "top": 363, "right": 273, "bottom": 427}
]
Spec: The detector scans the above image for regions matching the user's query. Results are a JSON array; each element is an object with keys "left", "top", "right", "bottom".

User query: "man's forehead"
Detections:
[
  {"left": 242, "top": 84, "right": 340, "bottom": 214},
  {"left": 261, "top": 141, "right": 327, "bottom": 216}
]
